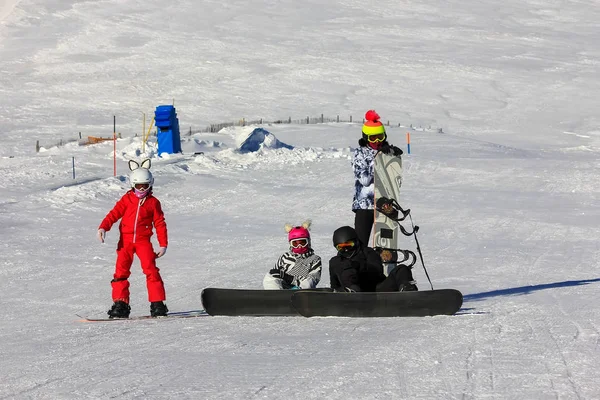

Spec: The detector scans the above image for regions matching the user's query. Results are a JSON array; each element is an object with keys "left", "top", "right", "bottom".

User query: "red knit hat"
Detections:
[{"left": 362, "top": 110, "right": 387, "bottom": 146}]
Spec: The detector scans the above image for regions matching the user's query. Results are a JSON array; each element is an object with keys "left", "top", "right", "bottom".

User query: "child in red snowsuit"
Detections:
[{"left": 97, "top": 162, "right": 169, "bottom": 318}]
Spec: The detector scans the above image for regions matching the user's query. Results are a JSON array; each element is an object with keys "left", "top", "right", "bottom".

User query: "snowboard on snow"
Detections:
[
  {"left": 78, "top": 309, "right": 208, "bottom": 322},
  {"left": 291, "top": 289, "right": 463, "bottom": 317},
  {"left": 201, "top": 288, "right": 462, "bottom": 317},
  {"left": 373, "top": 151, "right": 404, "bottom": 275},
  {"left": 201, "top": 288, "right": 332, "bottom": 316}
]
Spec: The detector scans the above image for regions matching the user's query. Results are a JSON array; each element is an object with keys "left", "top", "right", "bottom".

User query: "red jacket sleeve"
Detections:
[
  {"left": 98, "top": 194, "right": 127, "bottom": 232},
  {"left": 153, "top": 199, "right": 168, "bottom": 248}
]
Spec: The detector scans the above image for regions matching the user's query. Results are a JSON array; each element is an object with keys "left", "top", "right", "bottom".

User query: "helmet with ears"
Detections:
[
  {"left": 285, "top": 220, "right": 312, "bottom": 254},
  {"left": 130, "top": 168, "right": 154, "bottom": 188}
]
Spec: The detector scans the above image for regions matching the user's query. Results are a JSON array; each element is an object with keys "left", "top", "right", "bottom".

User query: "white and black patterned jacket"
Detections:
[
  {"left": 263, "top": 249, "right": 322, "bottom": 289},
  {"left": 352, "top": 145, "right": 377, "bottom": 210}
]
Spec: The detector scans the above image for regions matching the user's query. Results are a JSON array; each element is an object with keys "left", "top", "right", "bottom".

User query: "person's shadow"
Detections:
[{"left": 457, "top": 278, "right": 600, "bottom": 315}]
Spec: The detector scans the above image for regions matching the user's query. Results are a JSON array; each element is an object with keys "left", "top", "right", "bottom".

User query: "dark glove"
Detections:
[
  {"left": 269, "top": 268, "right": 281, "bottom": 277},
  {"left": 281, "top": 272, "right": 296, "bottom": 285},
  {"left": 270, "top": 268, "right": 296, "bottom": 285},
  {"left": 380, "top": 143, "right": 403, "bottom": 156}
]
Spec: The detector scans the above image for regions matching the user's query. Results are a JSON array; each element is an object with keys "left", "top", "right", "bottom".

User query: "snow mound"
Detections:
[
  {"left": 195, "top": 139, "right": 225, "bottom": 148},
  {"left": 118, "top": 137, "right": 158, "bottom": 160},
  {"left": 234, "top": 127, "right": 293, "bottom": 153}
]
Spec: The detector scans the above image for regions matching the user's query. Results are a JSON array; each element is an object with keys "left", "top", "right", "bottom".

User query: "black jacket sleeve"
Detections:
[
  {"left": 329, "top": 264, "right": 342, "bottom": 291},
  {"left": 340, "top": 260, "right": 362, "bottom": 292},
  {"left": 364, "top": 247, "right": 386, "bottom": 280},
  {"left": 329, "top": 256, "right": 361, "bottom": 292}
]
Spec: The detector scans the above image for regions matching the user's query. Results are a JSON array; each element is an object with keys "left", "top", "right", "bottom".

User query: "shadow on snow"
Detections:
[{"left": 463, "top": 278, "right": 600, "bottom": 303}]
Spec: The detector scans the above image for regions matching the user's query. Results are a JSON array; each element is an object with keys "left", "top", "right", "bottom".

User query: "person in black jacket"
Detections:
[{"left": 329, "top": 226, "right": 417, "bottom": 292}]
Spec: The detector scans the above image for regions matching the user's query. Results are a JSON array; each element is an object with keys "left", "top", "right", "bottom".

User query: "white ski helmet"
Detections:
[{"left": 130, "top": 168, "right": 154, "bottom": 189}]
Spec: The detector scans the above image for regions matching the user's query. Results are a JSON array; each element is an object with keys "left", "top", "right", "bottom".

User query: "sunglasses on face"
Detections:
[
  {"left": 134, "top": 183, "right": 150, "bottom": 190},
  {"left": 335, "top": 241, "right": 356, "bottom": 252},
  {"left": 290, "top": 238, "right": 309, "bottom": 248},
  {"left": 367, "top": 134, "right": 385, "bottom": 143}
]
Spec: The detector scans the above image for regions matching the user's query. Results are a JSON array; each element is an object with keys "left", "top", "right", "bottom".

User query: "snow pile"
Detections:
[{"left": 234, "top": 127, "right": 293, "bottom": 153}]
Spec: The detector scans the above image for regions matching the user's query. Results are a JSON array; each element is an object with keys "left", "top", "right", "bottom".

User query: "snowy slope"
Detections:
[{"left": 1, "top": 0, "right": 600, "bottom": 399}]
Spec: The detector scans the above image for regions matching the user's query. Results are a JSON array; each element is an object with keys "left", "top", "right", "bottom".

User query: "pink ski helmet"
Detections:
[{"left": 285, "top": 220, "right": 312, "bottom": 254}]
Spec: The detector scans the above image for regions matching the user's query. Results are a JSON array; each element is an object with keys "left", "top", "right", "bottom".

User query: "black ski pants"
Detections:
[
  {"left": 375, "top": 264, "right": 414, "bottom": 292},
  {"left": 354, "top": 209, "right": 374, "bottom": 247}
]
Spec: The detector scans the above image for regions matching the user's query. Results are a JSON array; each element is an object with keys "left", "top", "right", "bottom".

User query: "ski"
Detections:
[
  {"left": 77, "top": 309, "right": 208, "bottom": 322},
  {"left": 290, "top": 289, "right": 463, "bottom": 317}
]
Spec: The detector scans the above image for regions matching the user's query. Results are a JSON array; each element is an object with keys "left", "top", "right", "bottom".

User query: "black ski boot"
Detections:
[
  {"left": 107, "top": 301, "right": 131, "bottom": 318},
  {"left": 150, "top": 301, "right": 169, "bottom": 317}
]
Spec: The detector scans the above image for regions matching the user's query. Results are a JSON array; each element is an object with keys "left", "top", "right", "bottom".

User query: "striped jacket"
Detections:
[{"left": 263, "top": 249, "right": 322, "bottom": 289}]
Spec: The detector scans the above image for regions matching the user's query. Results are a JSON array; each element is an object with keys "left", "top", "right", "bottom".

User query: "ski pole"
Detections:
[
  {"left": 407, "top": 214, "right": 434, "bottom": 290},
  {"left": 386, "top": 205, "right": 434, "bottom": 290},
  {"left": 376, "top": 196, "right": 434, "bottom": 290}
]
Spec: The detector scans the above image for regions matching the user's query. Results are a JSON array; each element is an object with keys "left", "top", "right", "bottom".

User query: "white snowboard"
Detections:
[{"left": 373, "top": 151, "right": 403, "bottom": 275}]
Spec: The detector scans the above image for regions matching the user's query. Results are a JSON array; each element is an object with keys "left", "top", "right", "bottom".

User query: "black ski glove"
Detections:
[
  {"left": 281, "top": 272, "right": 296, "bottom": 285},
  {"left": 269, "top": 268, "right": 281, "bottom": 277},
  {"left": 380, "top": 143, "right": 403, "bottom": 156},
  {"left": 270, "top": 268, "right": 296, "bottom": 285}
]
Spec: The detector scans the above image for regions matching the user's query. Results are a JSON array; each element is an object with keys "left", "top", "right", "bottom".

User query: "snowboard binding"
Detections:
[
  {"left": 374, "top": 247, "right": 417, "bottom": 268},
  {"left": 375, "top": 197, "right": 411, "bottom": 222},
  {"left": 375, "top": 196, "right": 431, "bottom": 290}
]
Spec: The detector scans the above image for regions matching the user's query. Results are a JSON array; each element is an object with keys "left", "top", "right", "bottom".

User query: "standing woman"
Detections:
[{"left": 351, "top": 110, "right": 403, "bottom": 246}]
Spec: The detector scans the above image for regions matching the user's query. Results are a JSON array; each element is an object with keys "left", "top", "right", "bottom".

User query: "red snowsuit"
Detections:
[{"left": 98, "top": 190, "right": 168, "bottom": 303}]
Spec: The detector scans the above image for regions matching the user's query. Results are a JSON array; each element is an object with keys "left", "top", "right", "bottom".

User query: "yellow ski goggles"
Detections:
[{"left": 367, "top": 133, "right": 386, "bottom": 143}]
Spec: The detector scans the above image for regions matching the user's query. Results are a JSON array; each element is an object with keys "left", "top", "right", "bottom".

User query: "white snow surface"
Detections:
[{"left": 1, "top": 0, "right": 600, "bottom": 399}]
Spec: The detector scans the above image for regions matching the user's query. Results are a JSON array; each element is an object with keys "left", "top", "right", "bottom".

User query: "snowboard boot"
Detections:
[
  {"left": 150, "top": 301, "right": 169, "bottom": 317},
  {"left": 398, "top": 281, "right": 418, "bottom": 292},
  {"left": 107, "top": 300, "right": 131, "bottom": 318}
]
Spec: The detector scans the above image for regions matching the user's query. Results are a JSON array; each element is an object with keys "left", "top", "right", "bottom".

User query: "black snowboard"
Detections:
[
  {"left": 290, "top": 289, "right": 463, "bottom": 317},
  {"left": 201, "top": 288, "right": 332, "bottom": 316}
]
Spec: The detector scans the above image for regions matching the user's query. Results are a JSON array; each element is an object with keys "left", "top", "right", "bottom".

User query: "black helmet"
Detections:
[
  {"left": 332, "top": 226, "right": 360, "bottom": 257},
  {"left": 332, "top": 226, "right": 358, "bottom": 246}
]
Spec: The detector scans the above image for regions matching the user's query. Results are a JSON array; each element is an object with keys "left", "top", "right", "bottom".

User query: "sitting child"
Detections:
[{"left": 263, "top": 220, "right": 322, "bottom": 290}]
